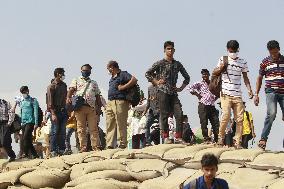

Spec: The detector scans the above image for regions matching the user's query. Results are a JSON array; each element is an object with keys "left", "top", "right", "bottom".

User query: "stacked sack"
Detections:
[{"left": 0, "top": 144, "right": 283, "bottom": 189}]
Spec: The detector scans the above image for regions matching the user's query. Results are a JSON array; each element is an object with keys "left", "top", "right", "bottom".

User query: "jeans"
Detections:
[
  {"left": 22, "top": 123, "right": 38, "bottom": 157},
  {"left": 198, "top": 103, "right": 220, "bottom": 142},
  {"left": 50, "top": 110, "right": 68, "bottom": 153},
  {"left": 145, "top": 110, "right": 159, "bottom": 144},
  {"left": 132, "top": 133, "right": 146, "bottom": 149},
  {"left": 261, "top": 92, "right": 284, "bottom": 141},
  {"left": 158, "top": 91, "right": 183, "bottom": 138},
  {"left": 65, "top": 128, "right": 75, "bottom": 151}
]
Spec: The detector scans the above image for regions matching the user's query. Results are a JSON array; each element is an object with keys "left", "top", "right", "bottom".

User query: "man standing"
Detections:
[
  {"left": 213, "top": 40, "right": 253, "bottom": 148},
  {"left": 254, "top": 40, "right": 284, "bottom": 150},
  {"left": 19, "top": 86, "right": 39, "bottom": 159},
  {"left": 46, "top": 68, "right": 68, "bottom": 157},
  {"left": 106, "top": 60, "right": 137, "bottom": 149},
  {"left": 143, "top": 82, "right": 160, "bottom": 146},
  {"left": 0, "top": 99, "right": 16, "bottom": 162},
  {"left": 67, "top": 64, "right": 102, "bottom": 152},
  {"left": 145, "top": 41, "right": 190, "bottom": 143},
  {"left": 188, "top": 69, "right": 219, "bottom": 143}
]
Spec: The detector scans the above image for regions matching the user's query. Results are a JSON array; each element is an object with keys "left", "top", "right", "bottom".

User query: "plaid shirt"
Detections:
[
  {"left": 0, "top": 99, "right": 15, "bottom": 125},
  {"left": 145, "top": 59, "right": 190, "bottom": 95},
  {"left": 188, "top": 80, "right": 216, "bottom": 106}
]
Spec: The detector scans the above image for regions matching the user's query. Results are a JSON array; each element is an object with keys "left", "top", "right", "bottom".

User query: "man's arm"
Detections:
[
  {"left": 33, "top": 99, "right": 39, "bottom": 126},
  {"left": 118, "top": 76, "right": 138, "bottom": 91},
  {"left": 145, "top": 62, "right": 161, "bottom": 86},
  {"left": 254, "top": 75, "right": 263, "bottom": 106},
  {"left": 176, "top": 63, "right": 190, "bottom": 92},
  {"left": 242, "top": 72, "right": 253, "bottom": 99},
  {"left": 188, "top": 83, "right": 202, "bottom": 99}
]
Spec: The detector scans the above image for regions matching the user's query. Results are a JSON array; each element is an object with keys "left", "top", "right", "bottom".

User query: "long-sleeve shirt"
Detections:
[
  {"left": 188, "top": 81, "right": 216, "bottom": 106},
  {"left": 145, "top": 59, "right": 190, "bottom": 95},
  {"left": 46, "top": 80, "right": 67, "bottom": 111},
  {"left": 20, "top": 96, "right": 39, "bottom": 125},
  {"left": 0, "top": 99, "right": 15, "bottom": 125}
]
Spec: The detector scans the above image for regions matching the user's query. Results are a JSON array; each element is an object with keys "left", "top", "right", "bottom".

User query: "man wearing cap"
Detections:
[{"left": 188, "top": 69, "right": 219, "bottom": 143}]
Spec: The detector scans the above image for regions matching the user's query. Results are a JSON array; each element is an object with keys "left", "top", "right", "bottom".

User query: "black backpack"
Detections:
[{"left": 126, "top": 84, "right": 141, "bottom": 107}]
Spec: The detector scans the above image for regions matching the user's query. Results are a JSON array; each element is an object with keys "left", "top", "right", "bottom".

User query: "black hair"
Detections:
[
  {"left": 81, "top": 64, "right": 92, "bottom": 70},
  {"left": 53, "top": 68, "right": 65, "bottom": 78},
  {"left": 20, "top": 86, "right": 29, "bottom": 94},
  {"left": 201, "top": 154, "right": 219, "bottom": 167},
  {"left": 267, "top": 40, "right": 280, "bottom": 50},
  {"left": 201, "top": 69, "right": 210, "bottom": 75},
  {"left": 226, "top": 40, "right": 239, "bottom": 51},
  {"left": 183, "top": 115, "right": 188, "bottom": 120},
  {"left": 164, "top": 41, "right": 175, "bottom": 49},
  {"left": 108, "top": 60, "right": 119, "bottom": 69}
]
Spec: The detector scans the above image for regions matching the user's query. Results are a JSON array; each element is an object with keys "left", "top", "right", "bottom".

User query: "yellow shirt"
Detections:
[
  {"left": 243, "top": 111, "right": 253, "bottom": 135},
  {"left": 66, "top": 118, "right": 77, "bottom": 129}
]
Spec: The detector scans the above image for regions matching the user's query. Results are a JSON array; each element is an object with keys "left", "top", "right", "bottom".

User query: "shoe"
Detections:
[
  {"left": 50, "top": 151, "right": 58, "bottom": 158},
  {"left": 8, "top": 157, "right": 16, "bottom": 162},
  {"left": 63, "top": 149, "right": 72, "bottom": 155},
  {"left": 145, "top": 143, "right": 152, "bottom": 147},
  {"left": 164, "top": 138, "right": 173, "bottom": 144},
  {"left": 79, "top": 146, "right": 88, "bottom": 153},
  {"left": 106, "top": 146, "right": 114, "bottom": 150},
  {"left": 92, "top": 146, "right": 101, "bottom": 151},
  {"left": 174, "top": 138, "right": 185, "bottom": 144},
  {"left": 118, "top": 145, "right": 126, "bottom": 149}
]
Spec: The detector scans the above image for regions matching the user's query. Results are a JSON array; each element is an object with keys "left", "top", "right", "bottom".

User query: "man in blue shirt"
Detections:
[
  {"left": 183, "top": 154, "right": 229, "bottom": 189},
  {"left": 19, "top": 86, "right": 39, "bottom": 159}
]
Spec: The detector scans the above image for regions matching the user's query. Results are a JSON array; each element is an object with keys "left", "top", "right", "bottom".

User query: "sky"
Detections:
[{"left": 0, "top": 0, "right": 284, "bottom": 151}]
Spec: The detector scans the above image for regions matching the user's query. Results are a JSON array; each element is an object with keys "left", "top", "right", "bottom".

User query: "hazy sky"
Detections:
[{"left": 1, "top": 0, "right": 284, "bottom": 150}]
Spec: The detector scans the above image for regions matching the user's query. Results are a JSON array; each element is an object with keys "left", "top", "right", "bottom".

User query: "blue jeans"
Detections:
[
  {"left": 50, "top": 110, "right": 68, "bottom": 153},
  {"left": 145, "top": 110, "right": 159, "bottom": 144},
  {"left": 65, "top": 128, "right": 75, "bottom": 151},
  {"left": 261, "top": 92, "right": 284, "bottom": 141}
]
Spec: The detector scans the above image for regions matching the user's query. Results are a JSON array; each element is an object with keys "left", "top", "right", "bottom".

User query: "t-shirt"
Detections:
[
  {"left": 243, "top": 111, "right": 253, "bottom": 135},
  {"left": 108, "top": 71, "right": 132, "bottom": 100},
  {"left": 217, "top": 56, "right": 249, "bottom": 97}
]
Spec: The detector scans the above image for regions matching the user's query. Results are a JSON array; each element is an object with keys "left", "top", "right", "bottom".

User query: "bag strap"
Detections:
[
  {"left": 81, "top": 80, "right": 91, "bottom": 97},
  {"left": 223, "top": 56, "right": 231, "bottom": 82}
]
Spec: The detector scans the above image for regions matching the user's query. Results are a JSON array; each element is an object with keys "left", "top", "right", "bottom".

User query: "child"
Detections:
[
  {"left": 64, "top": 110, "right": 77, "bottom": 155},
  {"left": 183, "top": 154, "right": 229, "bottom": 189}
]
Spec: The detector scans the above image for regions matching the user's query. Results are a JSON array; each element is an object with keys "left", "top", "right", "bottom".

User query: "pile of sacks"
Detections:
[{"left": 0, "top": 144, "right": 283, "bottom": 189}]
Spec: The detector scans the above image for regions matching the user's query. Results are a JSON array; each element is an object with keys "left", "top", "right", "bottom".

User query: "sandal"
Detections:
[{"left": 258, "top": 139, "right": 267, "bottom": 150}]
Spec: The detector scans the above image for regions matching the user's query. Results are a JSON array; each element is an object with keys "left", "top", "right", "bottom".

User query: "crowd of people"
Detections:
[{"left": 0, "top": 39, "right": 283, "bottom": 162}]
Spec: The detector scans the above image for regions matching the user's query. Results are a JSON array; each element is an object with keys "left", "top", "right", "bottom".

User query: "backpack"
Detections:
[
  {"left": 209, "top": 56, "right": 230, "bottom": 98},
  {"left": 126, "top": 84, "right": 141, "bottom": 107}
]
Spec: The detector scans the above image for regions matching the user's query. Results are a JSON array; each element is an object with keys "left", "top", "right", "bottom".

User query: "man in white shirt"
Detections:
[{"left": 213, "top": 40, "right": 253, "bottom": 148}]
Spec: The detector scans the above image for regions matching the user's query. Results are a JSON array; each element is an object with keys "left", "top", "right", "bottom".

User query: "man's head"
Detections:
[
  {"left": 53, "top": 68, "right": 65, "bottom": 81},
  {"left": 227, "top": 40, "right": 239, "bottom": 59},
  {"left": 81, "top": 64, "right": 92, "bottom": 78},
  {"left": 201, "top": 69, "right": 210, "bottom": 81},
  {"left": 267, "top": 40, "right": 280, "bottom": 60},
  {"left": 107, "top": 60, "right": 120, "bottom": 76},
  {"left": 164, "top": 41, "right": 175, "bottom": 58},
  {"left": 20, "top": 86, "right": 29, "bottom": 98},
  {"left": 201, "top": 153, "right": 219, "bottom": 181}
]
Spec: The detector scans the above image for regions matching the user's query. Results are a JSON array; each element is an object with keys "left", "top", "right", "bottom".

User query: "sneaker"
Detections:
[
  {"left": 164, "top": 138, "right": 173, "bottom": 144},
  {"left": 106, "top": 146, "right": 114, "bottom": 150},
  {"left": 174, "top": 138, "right": 185, "bottom": 144},
  {"left": 118, "top": 145, "right": 126, "bottom": 149},
  {"left": 216, "top": 138, "right": 224, "bottom": 147},
  {"left": 79, "top": 146, "right": 88, "bottom": 153},
  {"left": 63, "top": 149, "right": 72, "bottom": 155},
  {"left": 50, "top": 151, "right": 58, "bottom": 158},
  {"left": 8, "top": 157, "right": 16, "bottom": 162},
  {"left": 92, "top": 147, "right": 101, "bottom": 151}
]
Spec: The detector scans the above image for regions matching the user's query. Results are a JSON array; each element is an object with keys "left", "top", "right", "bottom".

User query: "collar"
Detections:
[
  {"left": 112, "top": 70, "right": 121, "bottom": 78},
  {"left": 79, "top": 76, "right": 91, "bottom": 82},
  {"left": 269, "top": 54, "right": 284, "bottom": 62},
  {"left": 163, "top": 58, "right": 176, "bottom": 63},
  {"left": 201, "top": 176, "right": 217, "bottom": 188},
  {"left": 52, "top": 79, "right": 64, "bottom": 85}
]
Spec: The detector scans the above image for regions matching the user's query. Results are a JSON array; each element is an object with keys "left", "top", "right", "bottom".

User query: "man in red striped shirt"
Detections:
[{"left": 254, "top": 40, "right": 284, "bottom": 150}]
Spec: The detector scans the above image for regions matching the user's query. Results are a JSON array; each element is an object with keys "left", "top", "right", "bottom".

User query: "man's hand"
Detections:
[
  {"left": 174, "top": 87, "right": 183, "bottom": 93},
  {"left": 51, "top": 113, "right": 58, "bottom": 123},
  {"left": 66, "top": 97, "right": 72, "bottom": 105},
  {"left": 118, "top": 85, "right": 126, "bottom": 91},
  {"left": 252, "top": 132, "right": 256, "bottom": 139},
  {"left": 219, "top": 63, "right": 225, "bottom": 70},
  {"left": 248, "top": 90, "right": 254, "bottom": 99},
  {"left": 254, "top": 95, "right": 260, "bottom": 106}
]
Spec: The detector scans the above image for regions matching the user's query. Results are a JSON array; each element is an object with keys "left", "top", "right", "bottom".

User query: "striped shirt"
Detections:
[
  {"left": 259, "top": 55, "right": 284, "bottom": 94},
  {"left": 188, "top": 81, "right": 216, "bottom": 106},
  {"left": 217, "top": 56, "right": 248, "bottom": 97}
]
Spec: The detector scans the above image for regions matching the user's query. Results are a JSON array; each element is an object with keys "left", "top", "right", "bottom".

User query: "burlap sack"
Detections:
[
  {"left": 246, "top": 152, "right": 284, "bottom": 171},
  {"left": 83, "top": 149, "right": 122, "bottom": 163},
  {"left": 217, "top": 163, "right": 243, "bottom": 175},
  {"left": 19, "top": 169, "right": 71, "bottom": 189},
  {"left": 193, "top": 147, "right": 232, "bottom": 162},
  {"left": 139, "top": 168, "right": 197, "bottom": 189},
  {"left": 20, "top": 159, "right": 43, "bottom": 169},
  {"left": 126, "top": 159, "right": 177, "bottom": 181},
  {"left": 70, "top": 163, "right": 90, "bottom": 180},
  {"left": 220, "top": 149, "right": 264, "bottom": 164},
  {"left": 61, "top": 152, "right": 93, "bottom": 165},
  {"left": 7, "top": 184, "right": 30, "bottom": 189},
  {"left": 112, "top": 149, "right": 137, "bottom": 159},
  {"left": 182, "top": 161, "right": 202, "bottom": 170},
  {"left": 39, "top": 157, "right": 70, "bottom": 170},
  {"left": 267, "top": 178, "right": 284, "bottom": 189},
  {"left": 229, "top": 168, "right": 279, "bottom": 189},
  {"left": 134, "top": 144, "right": 185, "bottom": 159},
  {"left": 73, "top": 178, "right": 138, "bottom": 189},
  {"left": 3, "top": 160, "right": 25, "bottom": 172},
  {"left": 0, "top": 159, "right": 7, "bottom": 173},
  {"left": 162, "top": 145, "right": 212, "bottom": 164},
  {"left": 0, "top": 168, "right": 34, "bottom": 189},
  {"left": 65, "top": 170, "right": 134, "bottom": 187},
  {"left": 83, "top": 159, "right": 127, "bottom": 174}
]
